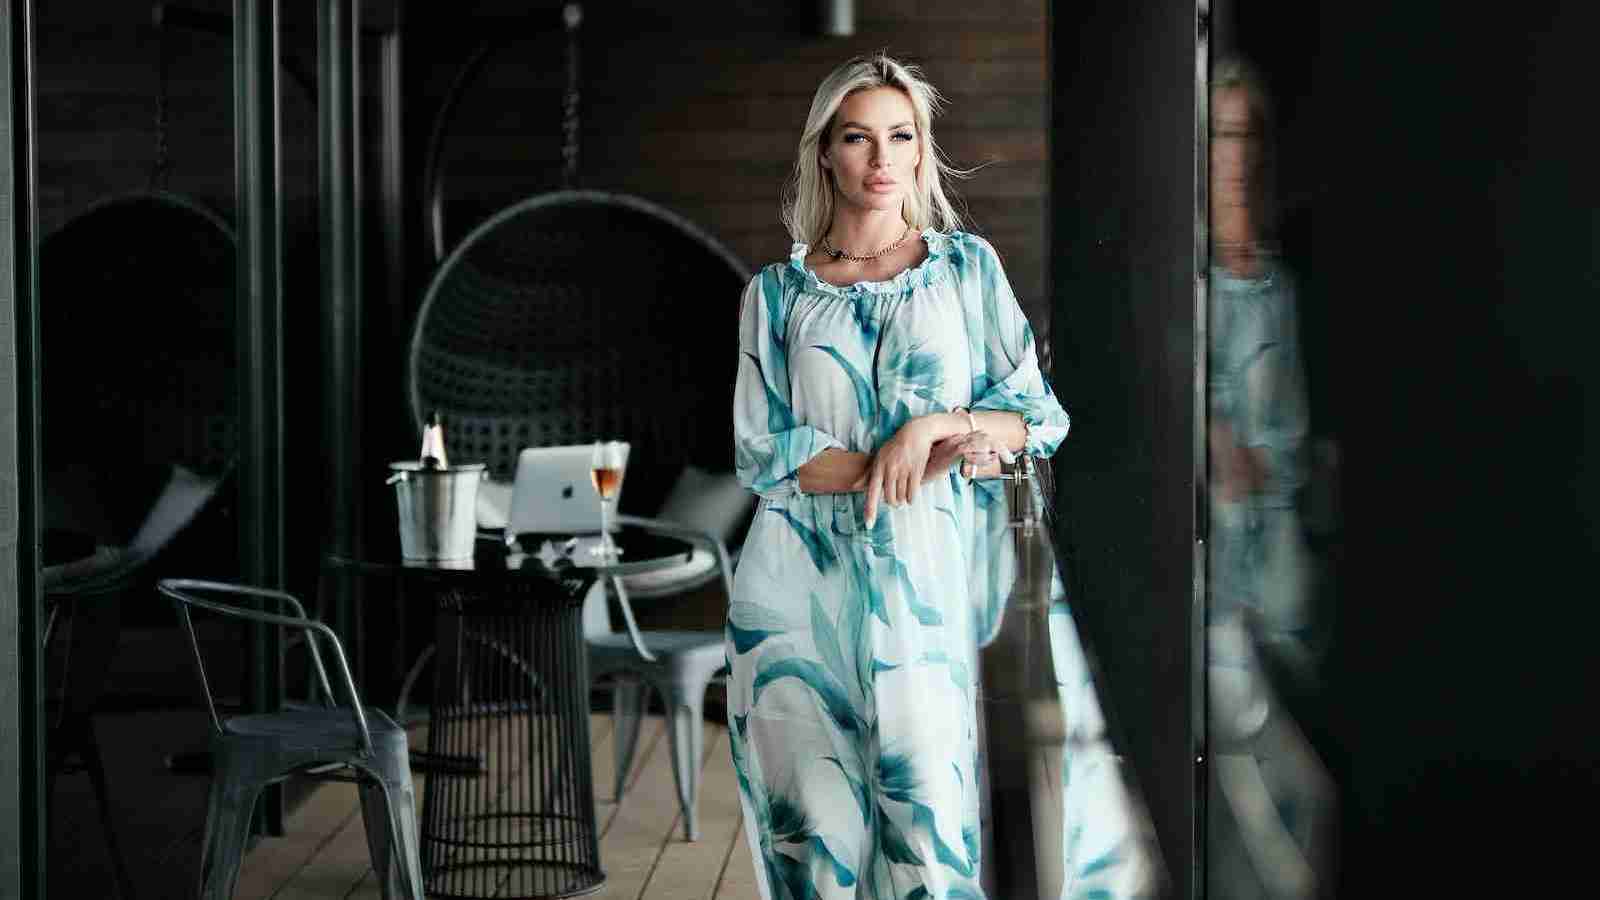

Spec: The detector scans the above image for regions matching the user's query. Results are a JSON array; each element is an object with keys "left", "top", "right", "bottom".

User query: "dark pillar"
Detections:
[
  {"left": 318, "top": 0, "right": 363, "bottom": 679},
  {"left": 1050, "top": 2, "right": 1205, "bottom": 896},
  {"left": 234, "top": 0, "right": 285, "bottom": 836},
  {"left": 0, "top": 0, "right": 43, "bottom": 892}
]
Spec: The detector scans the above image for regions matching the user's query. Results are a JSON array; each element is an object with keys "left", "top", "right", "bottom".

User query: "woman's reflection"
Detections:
[
  {"left": 1207, "top": 56, "right": 1337, "bottom": 900},
  {"left": 974, "top": 464, "right": 1161, "bottom": 899}
]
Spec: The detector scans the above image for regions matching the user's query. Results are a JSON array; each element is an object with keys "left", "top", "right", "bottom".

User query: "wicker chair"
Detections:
[
  {"left": 41, "top": 191, "right": 237, "bottom": 478},
  {"left": 408, "top": 190, "right": 754, "bottom": 840}
]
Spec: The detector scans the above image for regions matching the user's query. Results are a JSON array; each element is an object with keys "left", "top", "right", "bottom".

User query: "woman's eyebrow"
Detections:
[{"left": 839, "top": 120, "right": 915, "bottom": 131}]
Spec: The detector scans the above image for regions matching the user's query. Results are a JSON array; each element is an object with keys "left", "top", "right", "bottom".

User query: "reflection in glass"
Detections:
[
  {"left": 1207, "top": 56, "right": 1338, "bottom": 900},
  {"left": 976, "top": 458, "right": 1163, "bottom": 899}
]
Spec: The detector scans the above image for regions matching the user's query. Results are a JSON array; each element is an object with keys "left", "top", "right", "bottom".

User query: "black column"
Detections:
[
  {"left": 234, "top": 0, "right": 285, "bottom": 836},
  {"left": 0, "top": 0, "right": 43, "bottom": 893},
  {"left": 1050, "top": 2, "right": 1205, "bottom": 896},
  {"left": 318, "top": 0, "right": 363, "bottom": 680}
]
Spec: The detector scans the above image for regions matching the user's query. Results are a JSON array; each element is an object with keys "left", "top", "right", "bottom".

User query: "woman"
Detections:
[{"left": 727, "top": 54, "right": 1069, "bottom": 899}]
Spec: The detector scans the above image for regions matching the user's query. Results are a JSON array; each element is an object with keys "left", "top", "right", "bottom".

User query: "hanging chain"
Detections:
[
  {"left": 150, "top": 18, "right": 172, "bottom": 191},
  {"left": 560, "top": 3, "right": 582, "bottom": 189}
]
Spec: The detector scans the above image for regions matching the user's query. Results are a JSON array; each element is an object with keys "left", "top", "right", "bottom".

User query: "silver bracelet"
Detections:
[
  {"left": 955, "top": 407, "right": 978, "bottom": 480},
  {"left": 955, "top": 406, "right": 978, "bottom": 434}
]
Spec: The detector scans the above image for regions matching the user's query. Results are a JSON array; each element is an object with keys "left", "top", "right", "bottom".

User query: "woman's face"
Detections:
[
  {"left": 821, "top": 87, "right": 922, "bottom": 217},
  {"left": 1210, "top": 86, "right": 1262, "bottom": 228}
]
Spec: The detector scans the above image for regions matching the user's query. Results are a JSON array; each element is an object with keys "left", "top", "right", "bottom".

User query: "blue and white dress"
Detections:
[{"left": 727, "top": 229, "right": 1073, "bottom": 899}]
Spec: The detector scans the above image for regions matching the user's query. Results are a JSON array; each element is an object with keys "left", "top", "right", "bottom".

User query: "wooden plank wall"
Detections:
[
  {"left": 408, "top": 0, "right": 1052, "bottom": 351},
  {"left": 32, "top": 0, "right": 1049, "bottom": 385},
  {"left": 34, "top": 0, "right": 324, "bottom": 242}
]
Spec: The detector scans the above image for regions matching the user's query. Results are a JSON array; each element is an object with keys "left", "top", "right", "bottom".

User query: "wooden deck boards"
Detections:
[{"left": 233, "top": 713, "right": 749, "bottom": 900}]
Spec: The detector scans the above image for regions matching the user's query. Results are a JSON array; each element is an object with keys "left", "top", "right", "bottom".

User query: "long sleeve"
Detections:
[
  {"left": 1238, "top": 281, "right": 1309, "bottom": 507},
  {"left": 964, "top": 237, "right": 1071, "bottom": 457},
  {"left": 734, "top": 267, "right": 845, "bottom": 499}
]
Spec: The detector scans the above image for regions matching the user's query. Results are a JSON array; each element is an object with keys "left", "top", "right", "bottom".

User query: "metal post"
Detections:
[
  {"left": 234, "top": 0, "right": 285, "bottom": 836},
  {"left": 0, "top": 0, "right": 44, "bottom": 892},
  {"left": 318, "top": 0, "right": 362, "bottom": 679}
]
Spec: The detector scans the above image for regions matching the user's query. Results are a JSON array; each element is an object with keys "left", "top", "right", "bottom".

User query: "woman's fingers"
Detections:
[
  {"left": 906, "top": 457, "right": 927, "bottom": 504},
  {"left": 959, "top": 430, "right": 999, "bottom": 463},
  {"left": 864, "top": 458, "right": 884, "bottom": 527}
]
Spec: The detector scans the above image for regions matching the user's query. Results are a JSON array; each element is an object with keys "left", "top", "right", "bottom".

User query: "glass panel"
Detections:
[{"left": 1205, "top": 36, "right": 1342, "bottom": 900}]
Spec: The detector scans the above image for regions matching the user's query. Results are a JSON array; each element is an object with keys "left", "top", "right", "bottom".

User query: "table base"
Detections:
[{"left": 420, "top": 589, "right": 604, "bottom": 899}]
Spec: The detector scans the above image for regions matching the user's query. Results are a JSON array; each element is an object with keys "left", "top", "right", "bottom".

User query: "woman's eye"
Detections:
[
  {"left": 843, "top": 133, "right": 867, "bottom": 143},
  {"left": 892, "top": 131, "right": 914, "bottom": 141}
]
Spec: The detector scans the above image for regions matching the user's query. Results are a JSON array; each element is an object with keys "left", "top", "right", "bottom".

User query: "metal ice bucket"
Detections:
[{"left": 388, "top": 461, "right": 485, "bottom": 561}]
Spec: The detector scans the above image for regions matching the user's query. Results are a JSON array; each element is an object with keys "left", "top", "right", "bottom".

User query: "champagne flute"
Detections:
[{"left": 589, "top": 440, "right": 626, "bottom": 558}]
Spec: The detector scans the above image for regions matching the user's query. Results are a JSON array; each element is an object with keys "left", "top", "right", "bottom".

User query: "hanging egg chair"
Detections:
[{"left": 409, "top": 4, "right": 751, "bottom": 498}]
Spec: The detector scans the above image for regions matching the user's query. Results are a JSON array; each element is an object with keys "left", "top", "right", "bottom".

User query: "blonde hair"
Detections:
[{"left": 782, "top": 54, "right": 969, "bottom": 246}]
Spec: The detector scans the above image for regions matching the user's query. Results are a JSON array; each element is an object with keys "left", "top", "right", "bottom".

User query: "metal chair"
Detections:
[
  {"left": 159, "top": 578, "right": 424, "bottom": 900},
  {"left": 590, "top": 495, "right": 745, "bottom": 843}
]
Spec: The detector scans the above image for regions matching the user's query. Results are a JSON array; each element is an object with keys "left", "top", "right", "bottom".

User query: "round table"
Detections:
[{"left": 326, "top": 525, "right": 692, "bottom": 900}]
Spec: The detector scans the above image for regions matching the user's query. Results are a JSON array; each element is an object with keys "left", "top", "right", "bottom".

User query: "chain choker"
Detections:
[{"left": 820, "top": 226, "right": 914, "bottom": 263}]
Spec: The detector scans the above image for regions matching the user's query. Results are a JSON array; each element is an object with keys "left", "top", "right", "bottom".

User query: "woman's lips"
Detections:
[{"left": 866, "top": 180, "right": 898, "bottom": 192}]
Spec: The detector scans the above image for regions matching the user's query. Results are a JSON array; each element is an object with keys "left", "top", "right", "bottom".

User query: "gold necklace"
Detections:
[{"left": 819, "top": 226, "right": 913, "bottom": 263}]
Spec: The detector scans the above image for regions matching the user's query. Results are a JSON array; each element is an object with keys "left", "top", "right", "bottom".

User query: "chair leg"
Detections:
[
  {"left": 359, "top": 781, "right": 396, "bottom": 900},
  {"left": 661, "top": 686, "right": 706, "bottom": 842},
  {"left": 611, "top": 679, "right": 650, "bottom": 801},
  {"left": 380, "top": 779, "right": 427, "bottom": 900},
  {"left": 198, "top": 782, "right": 261, "bottom": 900},
  {"left": 82, "top": 727, "right": 137, "bottom": 899}
]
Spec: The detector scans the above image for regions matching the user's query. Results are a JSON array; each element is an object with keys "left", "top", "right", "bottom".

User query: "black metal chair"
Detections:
[
  {"left": 160, "top": 579, "right": 424, "bottom": 900},
  {"left": 407, "top": 191, "right": 754, "bottom": 840}
]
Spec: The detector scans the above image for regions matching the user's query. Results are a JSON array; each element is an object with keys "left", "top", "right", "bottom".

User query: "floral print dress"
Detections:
[{"left": 727, "top": 230, "right": 1070, "bottom": 899}]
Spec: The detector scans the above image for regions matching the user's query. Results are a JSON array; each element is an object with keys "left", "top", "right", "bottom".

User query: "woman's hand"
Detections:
[
  {"left": 954, "top": 430, "right": 1006, "bottom": 479},
  {"left": 1210, "top": 420, "right": 1268, "bottom": 502},
  {"left": 863, "top": 420, "right": 934, "bottom": 527},
  {"left": 928, "top": 430, "right": 1004, "bottom": 482},
  {"left": 925, "top": 434, "right": 971, "bottom": 483}
]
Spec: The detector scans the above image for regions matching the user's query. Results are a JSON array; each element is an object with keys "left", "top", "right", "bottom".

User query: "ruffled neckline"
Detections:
[
  {"left": 788, "top": 228, "right": 954, "bottom": 297},
  {"left": 1212, "top": 252, "right": 1284, "bottom": 291}
]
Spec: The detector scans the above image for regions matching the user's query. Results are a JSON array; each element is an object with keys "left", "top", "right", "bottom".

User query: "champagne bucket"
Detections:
[{"left": 388, "top": 461, "right": 485, "bottom": 561}]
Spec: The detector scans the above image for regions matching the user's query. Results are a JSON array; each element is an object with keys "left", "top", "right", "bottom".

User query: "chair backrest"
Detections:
[
  {"left": 126, "top": 464, "right": 224, "bottom": 559},
  {"left": 655, "top": 464, "right": 756, "bottom": 549},
  {"left": 158, "top": 578, "right": 375, "bottom": 757}
]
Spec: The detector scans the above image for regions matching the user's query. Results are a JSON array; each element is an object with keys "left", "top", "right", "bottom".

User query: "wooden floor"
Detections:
[{"left": 234, "top": 714, "right": 759, "bottom": 900}]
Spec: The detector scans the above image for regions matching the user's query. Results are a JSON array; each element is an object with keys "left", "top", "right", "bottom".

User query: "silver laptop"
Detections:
[{"left": 506, "top": 443, "right": 630, "bottom": 538}]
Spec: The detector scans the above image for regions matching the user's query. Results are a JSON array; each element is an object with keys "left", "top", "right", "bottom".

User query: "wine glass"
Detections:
[{"left": 589, "top": 440, "right": 626, "bottom": 559}]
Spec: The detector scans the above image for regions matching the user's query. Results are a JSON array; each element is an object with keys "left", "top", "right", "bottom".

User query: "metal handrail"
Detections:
[{"left": 158, "top": 578, "right": 375, "bottom": 758}]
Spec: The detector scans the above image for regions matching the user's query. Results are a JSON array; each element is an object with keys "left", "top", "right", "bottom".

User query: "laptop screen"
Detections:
[{"left": 506, "top": 444, "right": 629, "bottom": 536}]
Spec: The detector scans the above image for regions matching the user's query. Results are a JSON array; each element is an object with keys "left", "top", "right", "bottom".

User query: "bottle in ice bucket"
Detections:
[
  {"left": 390, "top": 410, "right": 482, "bottom": 561},
  {"left": 420, "top": 409, "right": 449, "bottom": 469}
]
